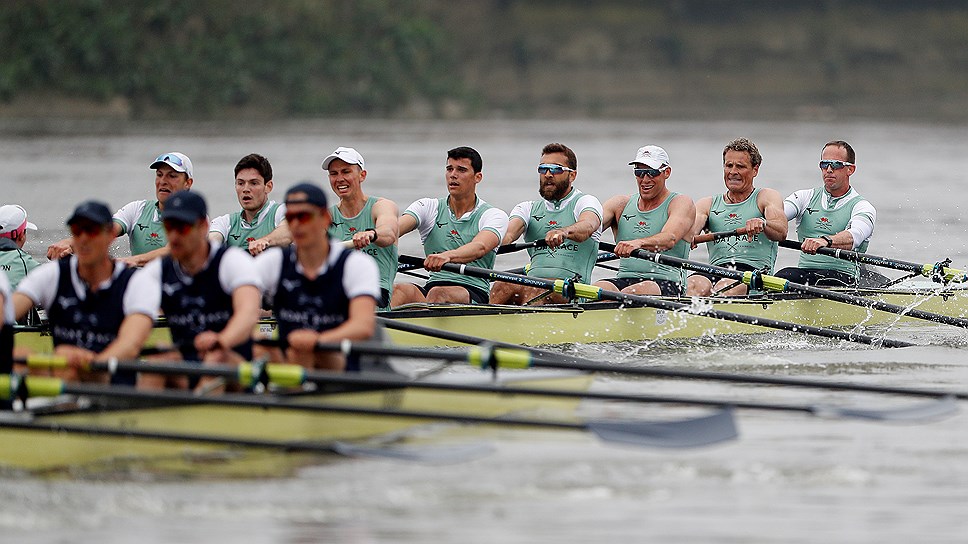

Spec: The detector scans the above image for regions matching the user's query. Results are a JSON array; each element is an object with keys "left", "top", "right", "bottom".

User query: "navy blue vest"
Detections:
[
  {"left": 48, "top": 259, "right": 137, "bottom": 385},
  {"left": 160, "top": 245, "right": 253, "bottom": 362},
  {"left": 272, "top": 246, "right": 351, "bottom": 358}
]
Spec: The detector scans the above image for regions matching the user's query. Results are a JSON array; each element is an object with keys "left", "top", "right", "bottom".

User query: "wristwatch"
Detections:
[{"left": 820, "top": 235, "right": 833, "bottom": 247}]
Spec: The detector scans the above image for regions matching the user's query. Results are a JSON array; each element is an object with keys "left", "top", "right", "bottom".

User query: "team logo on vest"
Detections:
[
  {"left": 246, "top": 237, "right": 255, "bottom": 243},
  {"left": 435, "top": 221, "right": 447, "bottom": 229},
  {"left": 447, "top": 229, "right": 462, "bottom": 244},
  {"left": 230, "top": 233, "right": 242, "bottom": 241},
  {"left": 632, "top": 220, "right": 650, "bottom": 234},
  {"left": 723, "top": 212, "right": 744, "bottom": 227},
  {"left": 531, "top": 214, "right": 545, "bottom": 222},
  {"left": 136, "top": 223, "right": 149, "bottom": 231},
  {"left": 621, "top": 214, "right": 635, "bottom": 222},
  {"left": 281, "top": 278, "right": 301, "bottom": 292},
  {"left": 814, "top": 216, "right": 834, "bottom": 232},
  {"left": 148, "top": 232, "right": 163, "bottom": 246},
  {"left": 547, "top": 220, "right": 559, "bottom": 228},
  {"left": 710, "top": 210, "right": 725, "bottom": 216}
]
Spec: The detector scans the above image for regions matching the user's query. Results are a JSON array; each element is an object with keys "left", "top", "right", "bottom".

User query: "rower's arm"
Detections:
[
  {"left": 367, "top": 198, "right": 399, "bottom": 248},
  {"left": 599, "top": 194, "right": 629, "bottom": 234},
  {"left": 316, "top": 296, "right": 377, "bottom": 344},
  {"left": 215, "top": 284, "right": 262, "bottom": 349},
  {"left": 249, "top": 222, "right": 292, "bottom": 256},
  {"left": 398, "top": 213, "right": 418, "bottom": 237},
  {"left": 98, "top": 313, "right": 154, "bottom": 362},
  {"left": 758, "top": 188, "right": 788, "bottom": 242},
  {"left": 119, "top": 245, "right": 170, "bottom": 268},
  {"left": 559, "top": 208, "right": 601, "bottom": 244},
  {"left": 501, "top": 216, "right": 526, "bottom": 245},
  {"left": 427, "top": 229, "right": 501, "bottom": 269}
]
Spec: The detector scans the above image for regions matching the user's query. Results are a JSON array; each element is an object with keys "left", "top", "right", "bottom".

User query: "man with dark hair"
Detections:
[
  {"left": 255, "top": 182, "right": 380, "bottom": 371},
  {"left": 594, "top": 145, "right": 696, "bottom": 296},
  {"left": 47, "top": 152, "right": 195, "bottom": 267},
  {"left": 209, "top": 153, "right": 291, "bottom": 255},
  {"left": 15, "top": 201, "right": 159, "bottom": 384},
  {"left": 0, "top": 204, "right": 40, "bottom": 289},
  {"left": 392, "top": 146, "right": 509, "bottom": 306},
  {"left": 324, "top": 146, "right": 399, "bottom": 310},
  {"left": 140, "top": 190, "right": 262, "bottom": 390},
  {"left": 490, "top": 142, "right": 602, "bottom": 305},
  {"left": 686, "top": 138, "right": 788, "bottom": 296},
  {"left": 775, "top": 140, "right": 875, "bottom": 286}
]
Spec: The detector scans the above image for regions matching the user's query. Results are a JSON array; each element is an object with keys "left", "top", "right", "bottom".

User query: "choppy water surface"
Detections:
[{"left": 2, "top": 119, "right": 968, "bottom": 542}]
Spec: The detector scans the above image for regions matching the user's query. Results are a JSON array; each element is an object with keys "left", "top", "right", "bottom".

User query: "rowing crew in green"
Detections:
[{"left": 0, "top": 138, "right": 875, "bottom": 388}]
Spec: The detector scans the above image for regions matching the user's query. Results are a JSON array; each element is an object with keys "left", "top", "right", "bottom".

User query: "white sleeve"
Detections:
[
  {"left": 783, "top": 189, "right": 814, "bottom": 221},
  {"left": 479, "top": 207, "right": 510, "bottom": 244},
  {"left": 113, "top": 200, "right": 146, "bottom": 235},
  {"left": 273, "top": 203, "right": 287, "bottom": 228},
  {"left": 254, "top": 247, "right": 284, "bottom": 299},
  {"left": 404, "top": 198, "right": 439, "bottom": 242},
  {"left": 14, "top": 261, "right": 61, "bottom": 310},
  {"left": 209, "top": 214, "right": 230, "bottom": 238},
  {"left": 218, "top": 247, "right": 264, "bottom": 293},
  {"left": 342, "top": 251, "right": 381, "bottom": 301},
  {"left": 509, "top": 201, "right": 534, "bottom": 225},
  {"left": 123, "top": 266, "right": 161, "bottom": 318},
  {"left": 847, "top": 200, "right": 877, "bottom": 248},
  {"left": 575, "top": 194, "right": 604, "bottom": 223}
]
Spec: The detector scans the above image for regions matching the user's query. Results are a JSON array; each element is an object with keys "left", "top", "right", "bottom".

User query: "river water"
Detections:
[{"left": 2, "top": 119, "right": 967, "bottom": 542}]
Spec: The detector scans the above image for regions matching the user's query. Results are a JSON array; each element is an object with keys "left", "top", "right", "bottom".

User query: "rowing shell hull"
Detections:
[
  {"left": 0, "top": 372, "right": 591, "bottom": 477},
  {"left": 13, "top": 285, "right": 968, "bottom": 350},
  {"left": 384, "top": 286, "right": 968, "bottom": 346}
]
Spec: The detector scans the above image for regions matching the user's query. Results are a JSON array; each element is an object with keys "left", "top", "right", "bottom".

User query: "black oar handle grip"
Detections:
[{"left": 497, "top": 240, "right": 548, "bottom": 255}]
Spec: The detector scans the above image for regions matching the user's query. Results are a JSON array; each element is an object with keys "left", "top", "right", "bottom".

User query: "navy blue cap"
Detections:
[
  {"left": 67, "top": 200, "right": 113, "bottom": 227},
  {"left": 161, "top": 190, "right": 207, "bottom": 223},
  {"left": 285, "top": 182, "right": 328, "bottom": 208}
]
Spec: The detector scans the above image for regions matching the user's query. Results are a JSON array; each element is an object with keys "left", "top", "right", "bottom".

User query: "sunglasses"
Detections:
[
  {"left": 69, "top": 222, "right": 107, "bottom": 237},
  {"left": 819, "top": 160, "right": 853, "bottom": 170},
  {"left": 633, "top": 166, "right": 668, "bottom": 178},
  {"left": 155, "top": 153, "right": 185, "bottom": 167},
  {"left": 284, "top": 210, "right": 319, "bottom": 223},
  {"left": 163, "top": 219, "right": 194, "bottom": 235},
  {"left": 537, "top": 164, "right": 575, "bottom": 175}
]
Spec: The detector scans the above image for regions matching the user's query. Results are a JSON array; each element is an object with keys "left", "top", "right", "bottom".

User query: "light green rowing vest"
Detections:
[
  {"left": 616, "top": 193, "right": 689, "bottom": 284},
  {"left": 796, "top": 188, "right": 871, "bottom": 276},
  {"left": 119, "top": 200, "right": 166, "bottom": 256},
  {"left": 421, "top": 197, "right": 497, "bottom": 293},
  {"left": 705, "top": 188, "right": 777, "bottom": 272},
  {"left": 0, "top": 239, "right": 39, "bottom": 290},
  {"left": 524, "top": 189, "right": 598, "bottom": 282},
  {"left": 329, "top": 197, "right": 398, "bottom": 308},
  {"left": 225, "top": 201, "right": 283, "bottom": 249}
]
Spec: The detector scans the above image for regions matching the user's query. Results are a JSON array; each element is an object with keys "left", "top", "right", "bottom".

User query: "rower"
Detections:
[
  {"left": 46, "top": 152, "right": 195, "bottom": 267},
  {"left": 14, "top": 201, "right": 159, "bottom": 384},
  {"left": 0, "top": 271, "right": 13, "bottom": 376},
  {"left": 255, "top": 182, "right": 380, "bottom": 371},
  {"left": 323, "top": 146, "right": 399, "bottom": 311},
  {"left": 208, "top": 153, "right": 291, "bottom": 256},
  {"left": 594, "top": 145, "right": 696, "bottom": 296},
  {"left": 0, "top": 204, "right": 40, "bottom": 290},
  {"left": 139, "top": 191, "right": 263, "bottom": 390},
  {"left": 489, "top": 143, "right": 603, "bottom": 305},
  {"left": 686, "top": 138, "right": 788, "bottom": 296},
  {"left": 775, "top": 140, "right": 876, "bottom": 286},
  {"left": 391, "top": 146, "right": 509, "bottom": 306}
]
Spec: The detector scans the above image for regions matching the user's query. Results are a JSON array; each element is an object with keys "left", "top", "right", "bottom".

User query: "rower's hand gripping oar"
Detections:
[
  {"left": 600, "top": 241, "right": 968, "bottom": 330},
  {"left": 397, "top": 254, "right": 913, "bottom": 347},
  {"left": 778, "top": 239, "right": 968, "bottom": 284}
]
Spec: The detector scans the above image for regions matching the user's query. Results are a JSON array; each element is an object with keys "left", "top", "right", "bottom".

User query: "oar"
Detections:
[
  {"left": 0, "top": 416, "right": 493, "bottom": 462},
  {"left": 599, "top": 241, "right": 968, "bottom": 330},
  {"left": 18, "top": 353, "right": 947, "bottom": 423},
  {"left": 497, "top": 240, "right": 546, "bottom": 254},
  {"left": 693, "top": 229, "right": 745, "bottom": 244},
  {"left": 397, "top": 255, "right": 912, "bottom": 348},
  {"left": 1, "top": 373, "right": 738, "bottom": 449},
  {"left": 778, "top": 239, "right": 968, "bottom": 284},
  {"left": 377, "top": 318, "right": 961, "bottom": 417}
]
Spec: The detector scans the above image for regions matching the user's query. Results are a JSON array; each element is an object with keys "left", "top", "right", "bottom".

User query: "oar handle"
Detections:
[
  {"left": 497, "top": 240, "right": 548, "bottom": 254},
  {"left": 693, "top": 229, "right": 744, "bottom": 244}
]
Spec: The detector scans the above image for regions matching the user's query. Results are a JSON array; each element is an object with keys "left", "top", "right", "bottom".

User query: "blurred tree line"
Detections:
[
  {"left": 3, "top": 0, "right": 968, "bottom": 120},
  {"left": 0, "top": 0, "right": 459, "bottom": 117}
]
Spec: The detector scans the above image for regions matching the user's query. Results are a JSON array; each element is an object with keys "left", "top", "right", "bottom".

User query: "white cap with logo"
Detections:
[
  {"left": 149, "top": 152, "right": 194, "bottom": 179},
  {"left": 629, "top": 145, "right": 670, "bottom": 169},
  {"left": 322, "top": 147, "right": 365, "bottom": 170},
  {"left": 0, "top": 205, "right": 37, "bottom": 239}
]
